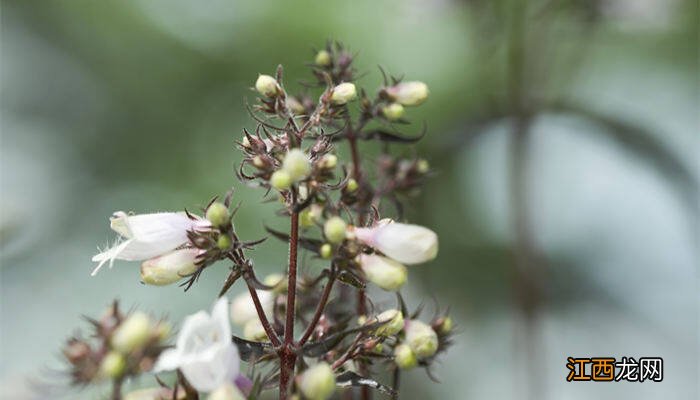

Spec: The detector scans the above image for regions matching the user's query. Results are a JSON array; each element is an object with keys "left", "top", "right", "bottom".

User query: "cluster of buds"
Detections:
[
  {"left": 82, "top": 42, "right": 450, "bottom": 400},
  {"left": 62, "top": 302, "right": 169, "bottom": 386}
]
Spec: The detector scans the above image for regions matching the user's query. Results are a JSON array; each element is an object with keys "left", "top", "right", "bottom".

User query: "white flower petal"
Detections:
[
  {"left": 153, "top": 348, "right": 183, "bottom": 372},
  {"left": 355, "top": 222, "right": 438, "bottom": 264}
]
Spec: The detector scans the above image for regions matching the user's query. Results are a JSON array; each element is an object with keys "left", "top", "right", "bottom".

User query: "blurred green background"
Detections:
[{"left": 1, "top": 0, "right": 698, "bottom": 399}]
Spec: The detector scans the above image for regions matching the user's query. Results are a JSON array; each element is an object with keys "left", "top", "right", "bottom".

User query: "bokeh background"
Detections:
[{"left": 1, "top": 0, "right": 698, "bottom": 399}]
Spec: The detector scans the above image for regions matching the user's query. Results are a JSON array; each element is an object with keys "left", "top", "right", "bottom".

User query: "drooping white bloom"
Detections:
[
  {"left": 140, "top": 248, "right": 200, "bottom": 286},
  {"left": 154, "top": 298, "right": 239, "bottom": 393},
  {"left": 230, "top": 290, "right": 274, "bottom": 326},
  {"left": 354, "top": 219, "right": 438, "bottom": 265},
  {"left": 359, "top": 254, "right": 407, "bottom": 291},
  {"left": 385, "top": 81, "right": 429, "bottom": 106},
  {"left": 91, "top": 211, "right": 208, "bottom": 276}
]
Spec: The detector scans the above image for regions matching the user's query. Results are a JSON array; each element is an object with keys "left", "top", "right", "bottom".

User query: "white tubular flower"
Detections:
[
  {"left": 140, "top": 248, "right": 199, "bottom": 286},
  {"left": 385, "top": 81, "right": 429, "bottom": 106},
  {"left": 91, "top": 211, "right": 209, "bottom": 276},
  {"left": 154, "top": 298, "right": 239, "bottom": 393},
  {"left": 208, "top": 383, "right": 246, "bottom": 400},
  {"left": 230, "top": 290, "right": 274, "bottom": 326},
  {"left": 354, "top": 219, "right": 438, "bottom": 265},
  {"left": 359, "top": 254, "right": 407, "bottom": 292}
]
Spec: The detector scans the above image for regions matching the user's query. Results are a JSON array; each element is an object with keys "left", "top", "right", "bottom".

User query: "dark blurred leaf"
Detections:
[
  {"left": 336, "top": 371, "right": 397, "bottom": 398},
  {"left": 232, "top": 336, "right": 274, "bottom": 360}
]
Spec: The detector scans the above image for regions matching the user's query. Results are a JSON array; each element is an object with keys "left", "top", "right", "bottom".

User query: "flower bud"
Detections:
[
  {"left": 375, "top": 309, "right": 404, "bottom": 336},
  {"left": 100, "top": 351, "right": 126, "bottom": 378},
  {"left": 385, "top": 81, "right": 429, "bottom": 106},
  {"left": 416, "top": 159, "right": 430, "bottom": 174},
  {"left": 63, "top": 340, "right": 91, "bottom": 364},
  {"left": 300, "top": 209, "right": 315, "bottom": 228},
  {"left": 208, "top": 383, "right": 246, "bottom": 400},
  {"left": 382, "top": 103, "right": 404, "bottom": 121},
  {"left": 394, "top": 344, "right": 417, "bottom": 370},
  {"left": 141, "top": 249, "right": 199, "bottom": 286},
  {"left": 217, "top": 234, "right": 232, "bottom": 250},
  {"left": 323, "top": 217, "right": 347, "bottom": 244},
  {"left": 255, "top": 74, "right": 280, "bottom": 97},
  {"left": 319, "top": 243, "right": 333, "bottom": 259},
  {"left": 111, "top": 312, "right": 152, "bottom": 353},
  {"left": 270, "top": 170, "right": 292, "bottom": 190},
  {"left": 434, "top": 316, "right": 453, "bottom": 335},
  {"left": 155, "top": 321, "right": 172, "bottom": 342},
  {"left": 231, "top": 290, "right": 274, "bottom": 325},
  {"left": 345, "top": 178, "right": 359, "bottom": 193},
  {"left": 206, "top": 202, "right": 230, "bottom": 227},
  {"left": 359, "top": 254, "right": 407, "bottom": 291},
  {"left": 286, "top": 97, "right": 306, "bottom": 115},
  {"left": 263, "top": 273, "right": 287, "bottom": 293},
  {"left": 243, "top": 319, "right": 268, "bottom": 342},
  {"left": 282, "top": 149, "right": 311, "bottom": 182},
  {"left": 405, "top": 320, "right": 438, "bottom": 358},
  {"left": 330, "top": 82, "right": 357, "bottom": 105},
  {"left": 319, "top": 154, "right": 337, "bottom": 169},
  {"left": 298, "top": 363, "right": 336, "bottom": 400},
  {"left": 354, "top": 220, "right": 438, "bottom": 265},
  {"left": 315, "top": 50, "right": 332, "bottom": 66}
]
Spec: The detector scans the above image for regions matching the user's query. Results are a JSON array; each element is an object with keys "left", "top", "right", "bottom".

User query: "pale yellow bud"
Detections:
[
  {"left": 217, "top": 234, "right": 232, "bottom": 250},
  {"left": 319, "top": 154, "right": 338, "bottom": 169},
  {"left": 100, "top": 351, "right": 126, "bottom": 379},
  {"left": 263, "top": 273, "right": 287, "bottom": 293},
  {"left": 298, "top": 363, "right": 336, "bottom": 400},
  {"left": 375, "top": 309, "right": 404, "bottom": 336},
  {"left": 405, "top": 320, "right": 438, "bottom": 358},
  {"left": 382, "top": 103, "right": 404, "bottom": 121},
  {"left": 270, "top": 170, "right": 292, "bottom": 190},
  {"left": 282, "top": 149, "right": 311, "bottom": 181},
  {"left": 330, "top": 82, "right": 357, "bottom": 105},
  {"left": 315, "top": 50, "right": 332, "bottom": 66},
  {"left": 386, "top": 81, "right": 429, "bottom": 106},
  {"left": 359, "top": 254, "right": 407, "bottom": 291},
  {"left": 255, "top": 74, "right": 280, "bottom": 97},
  {"left": 417, "top": 159, "right": 430, "bottom": 174},
  {"left": 243, "top": 319, "right": 269, "bottom": 342},
  {"left": 323, "top": 217, "right": 347, "bottom": 244},
  {"left": 206, "top": 202, "right": 229, "bottom": 227},
  {"left": 394, "top": 344, "right": 417, "bottom": 369},
  {"left": 345, "top": 178, "right": 359, "bottom": 193},
  {"left": 112, "top": 312, "right": 152, "bottom": 353},
  {"left": 319, "top": 243, "right": 333, "bottom": 259},
  {"left": 141, "top": 249, "right": 199, "bottom": 286}
]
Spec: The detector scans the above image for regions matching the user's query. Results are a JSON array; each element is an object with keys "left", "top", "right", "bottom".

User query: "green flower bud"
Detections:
[
  {"left": 270, "top": 170, "right": 292, "bottom": 190},
  {"left": 255, "top": 74, "right": 280, "bottom": 97},
  {"left": 345, "top": 178, "right": 359, "bottom": 193},
  {"left": 385, "top": 81, "right": 429, "bottom": 106},
  {"left": 405, "top": 320, "right": 438, "bottom": 358},
  {"left": 112, "top": 312, "right": 152, "bottom": 353},
  {"left": 100, "top": 351, "right": 126, "bottom": 379},
  {"left": 206, "top": 202, "right": 230, "bottom": 227},
  {"left": 315, "top": 50, "right": 332, "bottom": 66},
  {"left": 375, "top": 309, "right": 404, "bottom": 336},
  {"left": 382, "top": 103, "right": 404, "bottom": 121},
  {"left": 298, "top": 363, "right": 336, "bottom": 400},
  {"left": 417, "top": 159, "right": 430, "bottom": 174},
  {"left": 217, "top": 234, "right": 232, "bottom": 250},
  {"left": 208, "top": 383, "right": 245, "bottom": 400},
  {"left": 300, "top": 209, "right": 315, "bottom": 228},
  {"left": 323, "top": 217, "right": 347, "bottom": 244},
  {"left": 435, "top": 316, "right": 453, "bottom": 335},
  {"left": 282, "top": 149, "right": 311, "bottom": 181},
  {"left": 319, "top": 154, "right": 337, "bottom": 169},
  {"left": 263, "top": 273, "right": 287, "bottom": 293},
  {"left": 243, "top": 319, "right": 269, "bottom": 342},
  {"left": 319, "top": 243, "right": 333, "bottom": 259},
  {"left": 330, "top": 82, "right": 357, "bottom": 105},
  {"left": 394, "top": 344, "right": 417, "bottom": 370}
]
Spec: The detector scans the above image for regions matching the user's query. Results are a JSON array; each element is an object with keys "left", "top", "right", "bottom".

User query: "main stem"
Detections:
[
  {"left": 347, "top": 134, "right": 371, "bottom": 400},
  {"left": 279, "top": 201, "right": 300, "bottom": 400}
]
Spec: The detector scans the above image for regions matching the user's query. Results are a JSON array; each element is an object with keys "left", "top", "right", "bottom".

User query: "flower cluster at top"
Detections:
[{"left": 72, "top": 42, "right": 454, "bottom": 400}]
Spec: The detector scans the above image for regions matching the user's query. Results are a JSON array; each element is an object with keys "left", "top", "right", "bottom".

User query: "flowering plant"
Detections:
[{"left": 59, "top": 42, "right": 454, "bottom": 400}]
